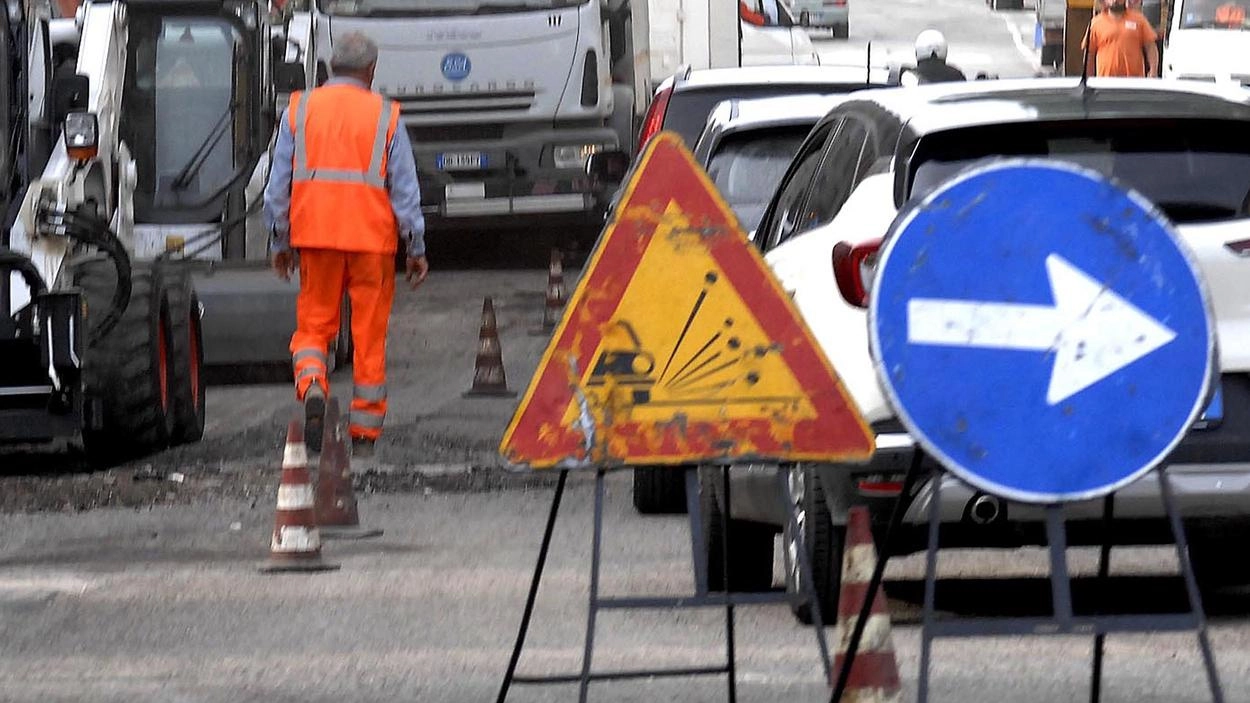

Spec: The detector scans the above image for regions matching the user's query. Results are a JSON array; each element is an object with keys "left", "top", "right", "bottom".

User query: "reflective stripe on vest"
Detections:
[{"left": 292, "top": 92, "right": 393, "bottom": 188}]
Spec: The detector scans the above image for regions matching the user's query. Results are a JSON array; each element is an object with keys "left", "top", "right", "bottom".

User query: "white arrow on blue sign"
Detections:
[{"left": 869, "top": 160, "right": 1215, "bottom": 504}]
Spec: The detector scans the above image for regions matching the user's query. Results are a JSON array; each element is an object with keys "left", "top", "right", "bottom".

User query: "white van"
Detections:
[{"left": 1163, "top": 0, "right": 1250, "bottom": 83}]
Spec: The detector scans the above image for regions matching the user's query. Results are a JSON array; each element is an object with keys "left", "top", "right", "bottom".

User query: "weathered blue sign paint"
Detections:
[{"left": 869, "top": 160, "right": 1215, "bottom": 504}]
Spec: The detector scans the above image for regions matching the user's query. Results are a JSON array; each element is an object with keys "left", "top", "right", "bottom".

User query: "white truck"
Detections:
[
  {"left": 274, "top": 0, "right": 817, "bottom": 238},
  {"left": 1162, "top": 0, "right": 1250, "bottom": 83},
  {"left": 278, "top": 0, "right": 648, "bottom": 240}
]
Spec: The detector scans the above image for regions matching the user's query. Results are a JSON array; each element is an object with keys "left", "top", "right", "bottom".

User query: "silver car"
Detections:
[
  {"left": 692, "top": 94, "right": 851, "bottom": 234},
  {"left": 790, "top": 0, "right": 849, "bottom": 37}
]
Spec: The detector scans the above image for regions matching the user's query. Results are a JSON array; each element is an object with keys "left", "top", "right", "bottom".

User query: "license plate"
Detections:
[
  {"left": 445, "top": 182, "right": 485, "bottom": 199},
  {"left": 1195, "top": 386, "right": 1224, "bottom": 429},
  {"left": 437, "top": 151, "right": 486, "bottom": 171}
]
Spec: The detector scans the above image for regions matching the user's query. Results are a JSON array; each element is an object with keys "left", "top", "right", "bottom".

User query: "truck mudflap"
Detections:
[{"left": 192, "top": 264, "right": 299, "bottom": 367}]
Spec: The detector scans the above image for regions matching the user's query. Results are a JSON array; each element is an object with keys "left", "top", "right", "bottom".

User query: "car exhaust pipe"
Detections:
[{"left": 968, "top": 493, "right": 1002, "bottom": 525}]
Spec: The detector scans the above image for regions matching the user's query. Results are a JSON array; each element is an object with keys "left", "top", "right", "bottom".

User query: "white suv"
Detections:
[{"left": 708, "top": 78, "right": 1250, "bottom": 623}]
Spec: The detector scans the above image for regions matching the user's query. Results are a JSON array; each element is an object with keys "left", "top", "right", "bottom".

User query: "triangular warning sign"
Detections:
[{"left": 500, "top": 132, "right": 873, "bottom": 469}]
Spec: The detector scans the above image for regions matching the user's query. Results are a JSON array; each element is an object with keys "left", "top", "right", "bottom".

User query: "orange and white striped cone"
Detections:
[
  {"left": 832, "top": 506, "right": 901, "bottom": 702},
  {"left": 530, "top": 248, "right": 566, "bottom": 335},
  {"left": 316, "top": 398, "right": 383, "bottom": 540},
  {"left": 259, "top": 418, "right": 340, "bottom": 573}
]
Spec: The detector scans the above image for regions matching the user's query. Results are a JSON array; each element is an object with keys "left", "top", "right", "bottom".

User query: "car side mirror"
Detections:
[
  {"left": 587, "top": 150, "right": 631, "bottom": 184},
  {"left": 274, "top": 61, "right": 306, "bottom": 92},
  {"left": 51, "top": 73, "right": 89, "bottom": 137}
]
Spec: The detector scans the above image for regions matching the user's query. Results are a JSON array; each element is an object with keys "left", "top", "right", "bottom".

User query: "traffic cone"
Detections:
[
  {"left": 259, "top": 418, "right": 340, "bottom": 573},
  {"left": 316, "top": 398, "right": 383, "bottom": 540},
  {"left": 832, "top": 506, "right": 901, "bottom": 702},
  {"left": 530, "top": 248, "right": 566, "bottom": 335},
  {"left": 464, "top": 296, "right": 517, "bottom": 398}
]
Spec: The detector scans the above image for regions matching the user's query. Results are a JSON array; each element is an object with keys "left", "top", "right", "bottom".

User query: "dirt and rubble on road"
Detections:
[
  {"left": 0, "top": 440, "right": 561, "bottom": 515},
  {"left": 0, "top": 264, "right": 587, "bottom": 516}
]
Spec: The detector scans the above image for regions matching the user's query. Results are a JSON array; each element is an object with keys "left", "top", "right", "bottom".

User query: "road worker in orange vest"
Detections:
[{"left": 263, "top": 31, "right": 428, "bottom": 457}]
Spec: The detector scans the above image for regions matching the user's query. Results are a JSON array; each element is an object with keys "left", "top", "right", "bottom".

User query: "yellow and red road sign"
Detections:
[{"left": 500, "top": 132, "right": 873, "bottom": 469}]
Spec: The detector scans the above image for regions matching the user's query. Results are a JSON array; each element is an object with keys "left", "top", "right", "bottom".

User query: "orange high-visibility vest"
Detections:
[{"left": 288, "top": 85, "right": 402, "bottom": 254}]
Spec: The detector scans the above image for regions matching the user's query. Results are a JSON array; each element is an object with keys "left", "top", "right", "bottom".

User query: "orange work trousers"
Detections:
[{"left": 290, "top": 248, "right": 395, "bottom": 440}]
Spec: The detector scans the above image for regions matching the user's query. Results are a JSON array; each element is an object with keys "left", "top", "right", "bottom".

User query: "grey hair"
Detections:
[{"left": 330, "top": 31, "right": 379, "bottom": 73}]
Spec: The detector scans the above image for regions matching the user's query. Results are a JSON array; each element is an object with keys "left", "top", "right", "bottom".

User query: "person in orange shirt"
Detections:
[{"left": 1083, "top": 0, "right": 1159, "bottom": 77}]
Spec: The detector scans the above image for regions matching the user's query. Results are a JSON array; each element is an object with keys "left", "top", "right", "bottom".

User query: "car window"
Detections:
[
  {"left": 759, "top": 122, "right": 836, "bottom": 251},
  {"left": 908, "top": 119, "right": 1250, "bottom": 223},
  {"left": 706, "top": 126, "right": 811, "bottom": 232},
  {"left": 794, "top": 117, "right": 869, "bottom": 235}
]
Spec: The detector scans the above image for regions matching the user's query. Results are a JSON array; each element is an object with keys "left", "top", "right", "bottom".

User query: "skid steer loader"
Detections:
[{"left": 1, "top": 0, "right": 301, "bottom": 463}]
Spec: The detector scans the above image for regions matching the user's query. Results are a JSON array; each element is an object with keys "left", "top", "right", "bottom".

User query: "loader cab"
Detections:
[
  {"left": 120, "top": 0, "right": 272, "bottom": 258},
  {"left": 0, "top": 0, "right": 18, "bottom": 230}
]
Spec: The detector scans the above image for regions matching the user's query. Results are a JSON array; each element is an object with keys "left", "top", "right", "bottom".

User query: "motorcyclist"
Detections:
[{"left": 902, "top": 29, "right": 967, "bottom": 85}]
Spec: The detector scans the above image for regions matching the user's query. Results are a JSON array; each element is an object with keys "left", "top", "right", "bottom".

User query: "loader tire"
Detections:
[
  {"left": 160, "top": 264, "right": 206, "bottom": 444},
  {"left": 79, "top": 260, "right": 173, "bottom": 463}
]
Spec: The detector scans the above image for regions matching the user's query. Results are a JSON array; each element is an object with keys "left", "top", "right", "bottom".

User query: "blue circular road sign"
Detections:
[{"left": 869, "top": 160, "right": 1215, "bottom": 504}]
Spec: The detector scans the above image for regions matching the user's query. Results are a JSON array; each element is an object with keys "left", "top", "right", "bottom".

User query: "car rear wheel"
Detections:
[
  {"left": 700, "top": 467, "right": 775, "bottom": 593},
  {"left": 632, "top": 466, "right": 688, "bottom": 514},
  {"left": 784, "top": 465, "right": 845, "bottom": 625}
]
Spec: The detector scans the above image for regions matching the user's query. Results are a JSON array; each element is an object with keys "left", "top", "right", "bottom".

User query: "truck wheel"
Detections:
[
  {"left": 700, "top": 467, "right": 775, "bottom": 592},
  {"left": 160, "top": 264, "right": 206, "bottom": 444},
  {"left": 79, "top": 260, "right": 173, "bottom": 463},
  {"left": 834, "top": 22, "right": 849, "bottom": 39},
  {"left": 784, "top": 465, "right": 845, "bottom": 625},
  {"left": 609, "top": 84, "right": 636, "bottom": 153},
  {"left": 633, "top": 466, "right": 688, "bottom": 514}
]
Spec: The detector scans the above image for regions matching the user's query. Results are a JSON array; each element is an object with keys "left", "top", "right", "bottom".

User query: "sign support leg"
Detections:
[
  {"left": 1159, "top": 465, "right": 1225, "bottom": 703},
  {"left": 917, "top": 470, "right": 943, "bottom": 703},
  {"left": 577, "top": 469, "right": 608, "bottom": 703},
  {"left": 1090, "top": 494, "right": 1114, "bottom": 703},
  {"left": 719, "top": 466, "right": 738, "bottom": 703},
  {"left": 496, "top": 469, "right": 569, "bottom": 703},
  {"left": 832, "top": 451, "right": 925, "bottom": 703},
  {"left": 686, "top": 468, "right": 709, "bottom": 595},
  {"left": 775, "top": 468, "right": 833, "bottom": 683}
]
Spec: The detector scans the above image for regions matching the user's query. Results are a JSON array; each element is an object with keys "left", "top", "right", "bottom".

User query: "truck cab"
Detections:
[{"left": 1164, "top": 0, "right": 1250, "bottom": 83}]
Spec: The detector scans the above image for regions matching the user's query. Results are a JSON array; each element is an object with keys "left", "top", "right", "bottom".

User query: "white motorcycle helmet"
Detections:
[{"left": 915, "top": 29, "right": 948, "bottom": 62}]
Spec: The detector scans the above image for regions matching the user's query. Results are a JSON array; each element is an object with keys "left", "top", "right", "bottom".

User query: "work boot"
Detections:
[
  {"left": 352, "top": 437, "right": 376, "bottom": 459},
  {"left": 304, "top": 386, "right": 326, "bottom": 454}
]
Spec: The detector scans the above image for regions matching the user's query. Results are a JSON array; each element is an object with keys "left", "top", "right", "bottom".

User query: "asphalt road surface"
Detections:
[
  {"left": 0, "top": 474, "right": 1248, "bottom": 701},
  {"left": 812, "top": 0, "right": 1042, "bottom": 78}
]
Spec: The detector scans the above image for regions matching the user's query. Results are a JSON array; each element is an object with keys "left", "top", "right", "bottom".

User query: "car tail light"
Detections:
[
  {"left": 857, "top": 474, "right": 905, "bottom": 497},
  {"left": 832, "top": 237, "right": 883, "bottom": 308},
  {"left": 637, "top": 85, "right": 672, "bottom": 153}
]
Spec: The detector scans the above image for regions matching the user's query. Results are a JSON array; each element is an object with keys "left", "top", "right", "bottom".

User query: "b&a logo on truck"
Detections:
[{"left": 441, "top": 53, "right": 471, "bottom": 81}]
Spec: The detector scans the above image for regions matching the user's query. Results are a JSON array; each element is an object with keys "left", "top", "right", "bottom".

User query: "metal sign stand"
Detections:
[
  {"left": 498, "top": 466, "right": 835, "bottom": 703},
  {"left": 831, "top": 460, "right": 1225, "bottom": 703}
]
